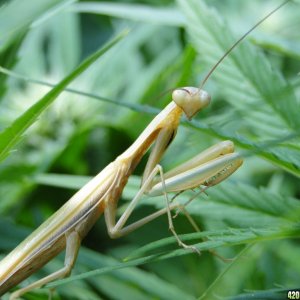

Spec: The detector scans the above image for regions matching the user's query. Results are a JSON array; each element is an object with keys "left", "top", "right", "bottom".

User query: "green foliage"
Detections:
[
  {"left": 0, "top": 0, "right": 299, "bottom": 300},
  {"left": 0, "top": 30, "right": 127, "bottom": 162}
]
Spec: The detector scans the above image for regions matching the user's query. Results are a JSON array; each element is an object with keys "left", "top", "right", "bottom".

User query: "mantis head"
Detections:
[{"left": 172, "top": 87, "right": 211, "bottom": 120}]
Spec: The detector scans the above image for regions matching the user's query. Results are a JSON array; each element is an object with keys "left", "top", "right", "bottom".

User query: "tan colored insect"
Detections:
[
  {"left": 0, "top": 0, "right": 290, "bottom": 299},
  {"left": 0, "top": 86, "right": 242, "bottom": 299}
]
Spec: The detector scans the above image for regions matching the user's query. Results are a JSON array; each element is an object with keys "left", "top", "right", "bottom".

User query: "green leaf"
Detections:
[
  {"left": 184, "top": 119, "right": 300, "bottom": 177},
  {"left": 0, "top": 30, "right": 128, "bottom": 162},
  {"left": 0, "top": 0, "right": 68, "bottom": 51},
  {"left": 177, "top": 0, "right": 299, "bottom": 130},
  {"left": 35, "top": 173, "right": 91, "bottom": 189},
  {"left": 77, "top": 248, "right": 195, "bottom": 300},
  {"left": 44, "top": 226, "right": 299, "bottom": 289},
  {"left": 71, "top": 2, "right": 185, "bottom": 26},
  {"left": 0, "top": 67, "right": 160, "bottom": 115},
  {"left": 0, "top": 32, "right": 26, "bottom": 99},
  {"left": 125, "top": 226, "right": 299, "bottom": 261},
  {"left": 176, "top": 0, "right": 300, "bottom": 176}
]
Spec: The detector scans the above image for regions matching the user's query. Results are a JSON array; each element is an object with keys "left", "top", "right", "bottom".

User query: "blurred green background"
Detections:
[{"left": 0, "top": 0, "right": 300, "bottom": 299}]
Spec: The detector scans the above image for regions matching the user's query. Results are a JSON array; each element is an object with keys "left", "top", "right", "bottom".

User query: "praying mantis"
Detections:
[
  {"left": 0, "top": 87, "right": 242, "bottom": 299},
  {"left": 0, "top": 0, "right": 292, "bottom": 299}
]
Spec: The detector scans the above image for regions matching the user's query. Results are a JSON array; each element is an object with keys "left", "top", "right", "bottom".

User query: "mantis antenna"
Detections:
[{"left": 199, "top": 0, "right": 292, "bottom": 89}]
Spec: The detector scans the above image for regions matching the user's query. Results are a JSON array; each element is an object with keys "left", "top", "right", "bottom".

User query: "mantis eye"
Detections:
[{"left": 172, "top": 87, "right": 211, "bottom": 119}]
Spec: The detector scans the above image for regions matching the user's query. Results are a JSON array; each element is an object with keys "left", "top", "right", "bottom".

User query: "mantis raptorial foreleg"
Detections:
[{"left": 104, "top": 139, "right": 242, "bottom": 254}]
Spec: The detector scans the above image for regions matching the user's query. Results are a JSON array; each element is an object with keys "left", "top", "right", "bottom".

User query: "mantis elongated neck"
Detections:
[{"left": 117, "top": 101, "right": 182, "bottom": 164}]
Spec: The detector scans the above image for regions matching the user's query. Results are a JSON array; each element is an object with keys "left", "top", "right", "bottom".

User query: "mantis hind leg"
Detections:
[{"left": 9, "top": 231, "right": 81, "bottom": 300}]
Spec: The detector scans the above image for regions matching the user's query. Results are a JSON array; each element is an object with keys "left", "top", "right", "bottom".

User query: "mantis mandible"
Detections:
[{"left": 0, "top": 0, "right": 291, "bottom": 298}]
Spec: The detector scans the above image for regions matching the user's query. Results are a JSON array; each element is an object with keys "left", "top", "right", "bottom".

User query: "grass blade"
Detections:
[{"left": 0, "top": 30, "right": 128, "bottom": 162}]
